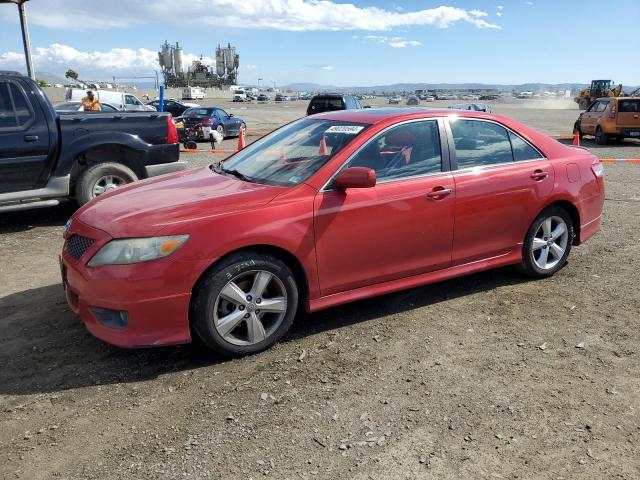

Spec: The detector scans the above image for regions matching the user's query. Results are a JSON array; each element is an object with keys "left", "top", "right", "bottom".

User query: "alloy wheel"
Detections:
[
  {"left": 213, "top": 270, "right": 287, "bottom": 346},
  {"left": 531, "top": 216, "right": 569, "bottom": 270},
  {"left": 92, "top": 174, "right": 126, "bottom": 197}
]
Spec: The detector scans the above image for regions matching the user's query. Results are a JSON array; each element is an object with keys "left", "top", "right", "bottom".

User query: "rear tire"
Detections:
[
  {"left": 216, "top": 124, "right": 225, "bottom": 138},
  {"left": 521, "top": 206, "right": 573, "bottom": 278},
  {"left": 595, "top": 126, "right": 608, "bottom": 145},
  {"left": 191, "top": 252, "right": 299, "bottom": 357},
  {"left": 75, "top": 162, "right": 138, "bottom": 206}
]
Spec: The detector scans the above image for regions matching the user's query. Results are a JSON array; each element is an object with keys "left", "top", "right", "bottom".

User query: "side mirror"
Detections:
[
  {"left": 335, "top": 167, "right": 376, "bottom": 189},
  {"left": 229, "top": 113, "right": 234, "bottom": 117}
]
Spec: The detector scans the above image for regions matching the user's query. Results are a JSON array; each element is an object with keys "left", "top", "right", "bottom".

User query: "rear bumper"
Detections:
[{"left": 618, "top": 128, "right": 640, "bottom": 138}]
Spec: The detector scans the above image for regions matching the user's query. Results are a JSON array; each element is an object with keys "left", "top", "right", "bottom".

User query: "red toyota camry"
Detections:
[{"left": 61, "top": 108, "right": 605, "bottom": 356}]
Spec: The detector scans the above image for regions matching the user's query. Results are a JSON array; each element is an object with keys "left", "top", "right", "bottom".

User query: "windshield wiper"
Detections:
[{"left": 218, "top": 165, "right": 255, "bottom": 183}]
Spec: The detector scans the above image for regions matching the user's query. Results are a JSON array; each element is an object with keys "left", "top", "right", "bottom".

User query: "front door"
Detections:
[
  {"left": 581, "top": 100, "right": 608, "bottom": 135},
  {"left": 314, "top": 119, "right": 455, "bottom": 296},
  {"left": 0, "top": 79, "right": 51, "bottom": 193}
]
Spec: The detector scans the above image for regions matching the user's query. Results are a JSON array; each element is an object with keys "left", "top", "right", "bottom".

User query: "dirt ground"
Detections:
[{"left": 1, "top": 100, "right": 640, "bottom": 480}]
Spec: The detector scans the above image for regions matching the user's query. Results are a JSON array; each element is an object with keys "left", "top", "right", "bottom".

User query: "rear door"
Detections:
[
  {"left": 447, "top": 118, "right": 555, "bottom": 265},
  {"left": 616, "top": 99, "right": 640, "bottom": 137},
  {"left": 0, "top": 79, "right": 51, "bottom": 193}
]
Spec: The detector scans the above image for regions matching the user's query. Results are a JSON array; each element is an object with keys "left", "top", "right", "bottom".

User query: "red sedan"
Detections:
[{"left": 61, "top": 108, "right": 604, "bottom": 356}]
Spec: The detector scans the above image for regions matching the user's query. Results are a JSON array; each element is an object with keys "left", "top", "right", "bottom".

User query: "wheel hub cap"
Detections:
[{"left": 532, "top": 216, "right": 569, "bottom": 270}]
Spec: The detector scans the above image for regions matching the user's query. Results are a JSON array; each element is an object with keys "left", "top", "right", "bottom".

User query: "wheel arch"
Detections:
[
  {"left": 69, "top": 143, "right": 144, "bottom": 189},
  {"left": 539, "top": 200, "right": 581, "bottom": 245},
  {"left": 190, "top": 244, "right": 311, "bottom": 313}
]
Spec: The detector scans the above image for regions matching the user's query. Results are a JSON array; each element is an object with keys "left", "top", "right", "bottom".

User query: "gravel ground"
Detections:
[{"left": 1, "top": 100, "right": 639, "bottom": 480}]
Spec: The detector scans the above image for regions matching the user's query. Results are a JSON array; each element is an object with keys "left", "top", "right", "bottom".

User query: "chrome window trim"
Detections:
[
  {"left": 320, "top": 117, "right": 445, "bottom": 192},
  {"left": 446, "top": 117, "right": 547, "bottom": 169}
]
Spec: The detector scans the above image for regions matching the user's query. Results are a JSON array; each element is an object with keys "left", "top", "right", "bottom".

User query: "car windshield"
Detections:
[{"left": 218, "top": 118, "right": 370, "bottom": 187}]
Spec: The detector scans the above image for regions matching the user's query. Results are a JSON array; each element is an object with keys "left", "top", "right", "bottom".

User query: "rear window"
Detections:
[
  {"left": 451, "top": 119, "right": 513, "bottom": 168},
  {"left": 308, "top": 97, "right": 344, "bottom": 114},
  {"left": 618, "top": 100, "right": 640, "bottom": 113},
  {"left": 0, "top": 81, "right": 32, "bottom": 129},
  {"left": 186, "top": 108, "right": 213, "bottom": 115}
]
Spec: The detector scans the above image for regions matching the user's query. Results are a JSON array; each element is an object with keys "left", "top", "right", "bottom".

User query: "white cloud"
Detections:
[
  {"left": 496, "top": 12, "right": 502, "bottom": 17},
  {"left": 497, "top": 5, "right": 504, "bottom": 9},
  {"left": 359, "top": 35, "right": 422, "bottom": 48},
  {"left": 0, "top": 0, "right": 500, "bottom": 31},
  {"left": 0, "top": 43, "right": 213, "bottom": 78},
  {"left": 525, "top": 1, "right": 534, "bottom": 4},
  {"left": 244, "top": 64, "right": 258, "bottom": 70},
  {"left": 306, "top": 64, "right": 335, "bottom": 70}
]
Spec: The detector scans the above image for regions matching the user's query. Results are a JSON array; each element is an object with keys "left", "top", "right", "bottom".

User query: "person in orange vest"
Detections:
[{"left": 81, "top": 90, "right": 101, "bottom": 111}]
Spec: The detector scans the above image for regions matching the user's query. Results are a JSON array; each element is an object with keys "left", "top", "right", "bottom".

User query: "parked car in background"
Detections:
[
  {"left": 449, "top": 103, "right": 492, "bottom": 113},
  {"left": 54, "top": 101, "right": 121, "bottom": 112},
  {"left": 388, "top": 95, "right": 402, "bottom": 104},
  {"left": 406, "top": 96, "right": 420, "bottom": 106},
  {"left": 0, "top": 71, "right": 184, "bottom": 210},
  {"left": 176, "top": 107, "right": 246, "bottom": 139},
  {"left": 60, "top": 107, "right": 604, "bottom": 356},
  {"left": 145, "top": 99, "right": 198, "bottom": 118},
  {"left": 438, "top": 94, "right": 458, "bottom": 100},
  {"left": 181, "top": 86, "right": 206, "bottom": 100},
  {"left": 275, "top": 94, "right": 285, "bottom": 102},
  {"left": 66, "top": 88, "right": 154, "bottom": 112},
  {"left": 257, "top": 94, "right": 269, "bottom": 103},
  {"left": 306, "top": 94, "right": 362, "bottom": 115},
  {"left": 573, "top": 97, "right": 640, "bottom": 145},
  {"left": 425, "top": 96, "right": 436, "bottom": 102}
]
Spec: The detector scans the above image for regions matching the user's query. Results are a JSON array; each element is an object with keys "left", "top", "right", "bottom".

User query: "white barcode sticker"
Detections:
[{"left": 325, "top": 125, "right": 365, "bottom": 134}]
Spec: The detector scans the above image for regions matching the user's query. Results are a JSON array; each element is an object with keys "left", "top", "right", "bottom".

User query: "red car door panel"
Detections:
[
  {"left": 314, "top": 174, "right": 455, "bottom": 296},
  {"left": 452, "top": 159, "right": 555, "bottom": 265}
]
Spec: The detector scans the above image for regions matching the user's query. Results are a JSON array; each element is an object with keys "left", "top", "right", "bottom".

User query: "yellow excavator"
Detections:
[{"left": 575, "top": 80, "right": 622, "bottom": 110}]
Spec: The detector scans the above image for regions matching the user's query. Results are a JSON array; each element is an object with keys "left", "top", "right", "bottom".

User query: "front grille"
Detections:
[{"left": 65, "top": 235, "right": 95, "bottom": 260}]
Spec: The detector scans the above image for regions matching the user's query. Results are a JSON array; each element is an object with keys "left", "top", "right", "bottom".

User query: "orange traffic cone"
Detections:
[
  {"left": 572, "top": 131, "right": 580, "bottom": 146},
  {"left": 237, "top": 127, "right": 246, "bottom": 150},
  {"left": 319, "top": 135, "right": 328, "bottom": 155}
]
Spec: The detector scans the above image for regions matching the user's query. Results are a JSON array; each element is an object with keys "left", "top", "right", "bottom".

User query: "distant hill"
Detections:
[{"left": 281, "top": 81, "right": 599, "bottom": 93}]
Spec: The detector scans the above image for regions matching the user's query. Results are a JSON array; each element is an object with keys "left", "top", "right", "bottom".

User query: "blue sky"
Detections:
[{"left": 0, "top": 0, "right": 638, "bottom": 86}]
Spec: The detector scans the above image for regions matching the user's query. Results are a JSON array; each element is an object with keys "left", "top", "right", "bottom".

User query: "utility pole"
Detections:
[{"left": 1, "top": 0, "right": 34, "bottom": 79}]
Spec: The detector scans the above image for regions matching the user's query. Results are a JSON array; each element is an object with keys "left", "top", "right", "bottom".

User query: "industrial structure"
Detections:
[{"left": 158, "top": 41, "right": 239, "bottom": 89}]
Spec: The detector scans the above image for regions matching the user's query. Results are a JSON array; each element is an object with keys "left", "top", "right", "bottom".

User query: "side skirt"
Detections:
[{"left": 308, "top": 249, "right": 523, "bottom": 312}]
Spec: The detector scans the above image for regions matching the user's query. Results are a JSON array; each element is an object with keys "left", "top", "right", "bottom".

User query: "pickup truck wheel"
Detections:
[{"left": 75, "top": 162, "right": 138, "bottom": 205}]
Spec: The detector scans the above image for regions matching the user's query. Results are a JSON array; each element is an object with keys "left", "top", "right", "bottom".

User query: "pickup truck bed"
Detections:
[{"left": 0, "top": 71, "right": 186, "bottom": 212}]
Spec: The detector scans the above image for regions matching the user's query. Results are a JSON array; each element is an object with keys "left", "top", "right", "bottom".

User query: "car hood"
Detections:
[{"left": 75, "top": 167, "right": 284, "bottom": 238}]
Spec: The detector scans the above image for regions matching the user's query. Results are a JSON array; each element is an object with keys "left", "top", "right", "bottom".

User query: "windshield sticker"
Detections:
[{"left": 325, "top": 125, "right": 364, "bottom": 135}]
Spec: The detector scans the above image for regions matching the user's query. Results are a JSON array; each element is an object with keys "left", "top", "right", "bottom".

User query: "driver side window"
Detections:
[{"left": 345, "top": 121, "right": 442, "bottom": 182}]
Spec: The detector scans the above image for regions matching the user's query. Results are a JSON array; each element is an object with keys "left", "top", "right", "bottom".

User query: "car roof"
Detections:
[{"left": 313, "top": 107, "right": 507, "bottom": 124}]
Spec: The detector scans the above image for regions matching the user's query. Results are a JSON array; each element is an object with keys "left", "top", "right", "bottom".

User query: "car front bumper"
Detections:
[{"left": 61, "top": 219, "right": 196, "bottom": 348}]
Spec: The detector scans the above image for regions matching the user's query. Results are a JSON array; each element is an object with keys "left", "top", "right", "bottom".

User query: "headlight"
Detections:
[{"left": 88, "top": 235, "right": 189, "bottom": 266}]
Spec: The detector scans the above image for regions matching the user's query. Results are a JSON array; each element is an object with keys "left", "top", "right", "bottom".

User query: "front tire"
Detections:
[
  {"left": 521, "top": 206, "right": 573, "bottom": 278},
  {"left": 216, "top": 124, "right": 225, "bottom": 138},
  {"left": 191, "top": 252, "right": 299, "bottom": 356},
  {"left": 75, "top": 162, "right": 138, "bottom": 206}
]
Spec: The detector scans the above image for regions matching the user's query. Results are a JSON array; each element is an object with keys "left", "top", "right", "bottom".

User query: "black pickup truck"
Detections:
[{"left": 0, "top": 71, "right": 186, "bottom": 212}]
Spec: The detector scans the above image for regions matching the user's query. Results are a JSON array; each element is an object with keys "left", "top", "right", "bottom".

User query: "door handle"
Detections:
[
  {"left": 530, "top": 171, "right": 549, "bottom": 181},
  {"left": 426, "top": 187, "right": 452, "bottom": 199},
  {"left": 24, "top": 135, "right": 39, "bottom": 142}
]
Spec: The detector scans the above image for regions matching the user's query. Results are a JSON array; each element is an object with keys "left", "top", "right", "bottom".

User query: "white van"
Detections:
[
  {"left": 182, "top": 86, "right": 206, "bottom": 100},
  {"left": 65, "top": 88, "right": 155, "bottom": 111},
  {"left": 233, "top": 89, "right": 247, "bottom": 102}
]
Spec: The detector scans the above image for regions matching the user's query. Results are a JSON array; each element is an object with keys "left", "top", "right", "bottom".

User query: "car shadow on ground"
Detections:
[
  {"left": 0, "top": 202, "right": 76, "bottom": 234},
  {"left": 0, "top": 265, "right": 531, "bottom": 397}
]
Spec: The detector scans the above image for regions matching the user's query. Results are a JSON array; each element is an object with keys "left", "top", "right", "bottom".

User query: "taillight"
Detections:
[
  {"left": 166, "top": 115, "right": 179, "bottom": 144},
  {"left": 609, "top": 105, "right": 617, "bottom": 119},
  {"left": 591, "top": 159, "right": 604, "bottom": 178},
  {"left": 200, "top": 119, "right": 213, "bottom": 125}
]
